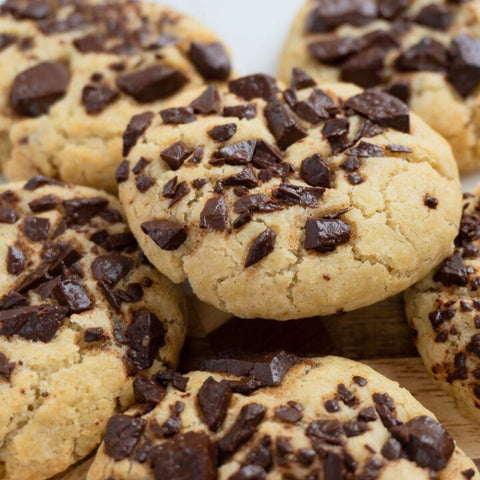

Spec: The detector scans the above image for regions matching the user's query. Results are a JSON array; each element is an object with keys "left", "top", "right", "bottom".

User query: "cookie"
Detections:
[
  {"left": 0, "top": 178, "right": 186, "bottom": 480},
  {"left": 279, "top": 0, "right": 480, "bottom": 173},
  {"left": 405, "top": 187, "right": 480, "bottom": 424},
  {"left": 0, "top": 0, "right": 232, "bottom": 192},
  {"left": 118, "top": 74, "right": 462, "bottom": 320},
  {"left": 87, "top": 354, "right": 478, "bottom": 480}
]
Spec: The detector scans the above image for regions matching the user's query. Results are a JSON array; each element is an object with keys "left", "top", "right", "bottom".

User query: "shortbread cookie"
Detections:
[
  {"left": 118, "top": 75, "right": 462, "bottom": 320},
  {"left": 0, "top": 178, "right": 186, "bottom": 480},
  {"left": 0, "top": 0, "right": 232, "bottom": 192},
  {"left": 279, "top": 0, "right": 480, "bottom": 172},
  {"left": 87, "top": 354, "right": 478, "bottom": 480},
  {"left": 406, "top": 187, "right": 480, "bottom": 424}
]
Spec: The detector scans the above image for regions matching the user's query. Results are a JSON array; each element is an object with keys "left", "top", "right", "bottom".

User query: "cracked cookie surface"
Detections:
[
  {"left": 119, "top": 75, "right": 461, "bottom": 320},
  {"left": 406, "top": 186, "right": 480, "bottom": 425},
  {"left": 279, "top": 0, "right": 480, "bottom": 173},
  {"left": 0, "top": 0, "right": 232, "bottom": 192},
  {"left": 0, "top": 178, "right": 186, "bottom": 480},
  {"left": 87, "top": 354, "right": 478, "bottom": 480}
]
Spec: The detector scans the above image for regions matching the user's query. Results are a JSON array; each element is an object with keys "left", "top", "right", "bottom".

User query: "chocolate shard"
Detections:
[
  {"left": 213, "top": 140, "right": 257, "bottom": 165},
  {"left": 322, "top": 118, "right": 351, "bottom": 153},
  {"left": 123, "top": 111, "right": 154, "bottom": 156},
  {"left": 0, "top": 352, "right": 15, "bottom": 380},
  {"left": 91, "top": 254, "right": 133, "bottom": 287},
  {"left": 208, "top": 123, "right": 237, "bottom": 142},
  {"left": 229, "top": 74, "right": 279, "bottom": 101},
  {"left": 301, "top": 154, "right": 332, "bottom": 188},
  {"left": 104, "top": 414, "right": 146, "bottom": 461},
  {"left": 23, "top": 216, "right": 50, "bottom": 241},
  {"left": 141, "top": 220, "right": 187, "bottom": 250},
  {"left": 391, "top": 416, "right": 455, "bottom": 470},
  {"left": 28, "top": 194, "right": 58, "bottom": 213},
  {"left": 218, "top": 403, "right": 266, "bottom": 463},
  {"left": 160, "top": 141, "right": 192, "bottom": 170},
  {"left": 223, "top": 103, "right": 256, "bottom": 120},
  {"left": 10, "top": 61, "right": 69, "bottom": 117},
  {"left": 223, "top": 166, "right": 258, "bottom": 189},
  {"left": 63, "top": 196, "right": 109, "bottom": 225},
  {"left": 200, "top": 197, "right": 228, "bottom": 231},
  {"left": 197, "top": 376, "right": 232, "bottom": 432},
  {"left": 245, "top": 229, "right": 276, "bottom": 267},
  {"left": 53, "top": 280, "right": 92, "bottom": 314},
  {"left": 345, "top": 89, "right": 410, "bottom": 133},
  {"left": 347, "top": 141, "right": 384, "bottom": 157},
  {"left": 295, "top": 88, "right": 331, "bottom": 123},
  {"left": 272, "top": 184, "right": 324, "bottom": 207},
  {"left": 7, "top": 246, "right": 25, "bottom": 275},
  {"left": 160, "top": 107, "right": 196, "bottom": 125},
  {"left": 448, "top": 34, "right": 480, "bottom": 97},
  {"left": 264, "top": 98, "right": 307, "bottom": 150},
  {"left": 82, "top": 83, "right": 119, "bottom": 114},
  {"left": 188, "top": 42, "right": 231, "bottom": 80},
  {"left": 0, "top": 305, "right": 68, "bottom": 342},
  {"left": 373, "top": 393, "right": 401, "bottom": 428},
  {"left": 415, "top": 4, "right": 453, "bottom": 30},
  {"left": 291, "top": 67, "right": 316, "bottom": 90},
  {"left": 191, "top": 85, "right": 221, "bottom": 114},
  {"left": 151, "top": 432, "right": 217, "bottom": 480},
  {"left": 133, "top": 377, "right": 166, "bottom": 405},
  {"left": 304, "top": 219, "right": 351, "bottom": 253},
  {"left": 395, "top": 38, "right": 448, "bottom": 72},
  {"left": 117, "top": 65, "right": 188, "bottom": 102},
  {"left": 433, "top": 251, "right": 468, "bottom": 286}
]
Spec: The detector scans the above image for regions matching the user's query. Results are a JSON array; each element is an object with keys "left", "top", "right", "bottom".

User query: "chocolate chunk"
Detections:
[
  {"left": 117, "top": 65, "right": 188, "bottom": 102},
  {"left": 213, "top": 140, "right": 257, "bottom": 165},
  {"left": 116, "top": 160, "right": 129, "bottom": 183},
  {"left": 341, "top": 157, "right": 361, "bottom": 172},
  {"left": 382, "top": 438, "right": 403, "bottom": 460},
  {"left": 44, "top": 243, "right": 81, "bottom": 275},
  {"left": 190, "top": 145, "right": 205, "bottom": 164},
  {"left": 272, "top": 184, "right": 324, "bottom": 207},
  {"left": 229, "top": 74, "right": 279, "bottom": 101},
  {"left": 291, "top": 67, "right": 316, "bottom": 90},
  {"left": 378, "top": 0, "right": 409, "bottom": 18},
  {"left": 191, "top": 86, "right": 221, "bottom": 114},
  {"left": 301, "top": 155, "right": 332, "bottom": 188},
  {"left": 223, "top": 167, "right": 258, "bottom": 189},
  {"left": 0, "top": 352, "right": 15, "bottom": 380},
  {"left": 153, "top": 369, "right": 189, "bottom": 392},
  {"left": 11, "top": 61, "right": 69, "bottom": 117},
  {"left": 424, "top": 194, "right": 438, "bottom": 209},
  {"left": 304, "top": 219, "right": 351, "bottom": 253},
  {"left": 160, "top": 106, "right": 196, "bottom": 125},
  {"left": 218, "top": 403, "right": 266, "bottom": 462},
  {"left": 341, "top": 46, "right": 387, "bottom": 88},
  {"left": 0, "top": 305, "right": 68, "bottom": 342},
  {"left": 91, "top": 254, "right": 133, "bottom": 286},
  {"left": 23, "top": 216, "right": 50, "bottom": 241},
  {"left": 151, "top": 432, "right": 217, "bottom": 480},
  {"left": 0, "top": 207, "right": 18, "bottom": 224},
  {"left": 0, "top": 292, "right": 28, "bottom": 310},
  {"left": 166, "top": 180, "right": 190, "bottom": 207},
  {"left": 73, "top": 34, "right": 103, "bottom": 53},
  {"left": 322, "top": 118, "right": 351, "bottom": 153},
  {"left": 63, "top": 197, "right": 108, "bottom": 225},
  {"left": 133, "top": 377, "right": 166, "bottom": 405},
  {"left": 84, "top": 327, "right": 106, "bottom": 343},
  {"left": 391, "top": 416, "right": 454, "bottom": 470},
  {"left": 233, "top": 212, "right": 252, "bottom": 230},
  {"left": 395, "top": 38, "right": 448, "bottom": 72},
  {"left": 307, "top": 420, "right": 344, "bottom": 446},
  {"left": 153, "top": 401, "right": 184, "bottom": 437},
  {"left": 347, "top": 141, "right": 384, "bottom": 157},
  {"left": 123, "top": 112, "right": 154, "bottom": 156},
  {"left": 193, "top": 178, "right": 207, "bottom": 190},
  {"left": 433, "top": 251, "right": 468, "bottom": 286},
  {"left": 345, "top": 89, "right": 410, "bottom": 133},
  {"left": 387, "top": 144, "right": 412, "bottom": 154},
  {"left": 245, "top": 229, "right": 276, "bottom": 267},
  {"left": 385, "top": 81, "right": 411, "bottom": 104},
  {"left": 230, "top": 465, "right": 266, "bottom": 480},
  {"left": 23, "top": 176, "right": 62, "bottom": 191},
  {"left": 373, "top": 393, "right": 400, "bottom": 428},
  {"left": 188, "top": 42, "right": 231, "bottom": 80},
  {"left": 141, "top": 220, "right": 187, "bottom": 250},
  {"left": 343, "top": 420, "right": 368, "bottom": 437},
  {"left": 208, "top": 123, "right": 237, "bottom": 142},
  {"left": 197, "top": 376, "right": 232, "bottom": 432},
  {"left": 325, "top": 399, "right": 340, "bottom": 413},
  {"left": 223, "top": 103, "right": 256, "bottom": 120},
  {"left": 337, "top": 384, "right": 358, "bottom": 408},
  {"left": 104, "top": 414, "right": 146, "bottom": 461},
  {"left": 200, "top": 197, "right": 228, "bottom": 231},
  {"left": 82, "top": 84, "right": 119, "bottom": 114},
  {"left": 53, "top": 280, "right": 92, "bottom": 313},
  {"left": 295, "top": 88, "right": 332, "bottom": 123},
  {"left": 161, "top": 141, "right": 192, "bottom": 170},
  {"left": 132, "top": 157, "right": 149, "bottom": 175},
  {"left": 448, "top": 34, "right": 480, "bottom": 97},
  {"left": 125, "top": 309, "right": 165, "bottom": 372},
  {"left": 416, "top": 4, "right": 453, "bottom": 30},
  {"left": 2, "top": 0, "right": 51, "bottom": 19},
  {"left": 28, "top": 194, "right": 58, "bottom": 212},
  {"left": 309, "top": 36, "right": 359, "bottom": 65},
  {"left": 135, "top": 175, "right": 155, "bottom": 193},
  {"left": 264, "top": 98, "right": 307, "bottom": 150},
  {"left": 358, "top": 406, "right": 377, "bottom": 422},
  {"left": 0, "top": 34, "right": 16, "bottom": 52},
  {"left": 275, "top": 404, "right": 303, "bottom": 423},
  {"left": 7, "top": 246, "right": 25, "bottom": 275},
  {"left": 463, "top": 470, "right": 476, "bottom": 480},
  {"left": 245, "top": 435, "right": 273, "bottom": 470}
]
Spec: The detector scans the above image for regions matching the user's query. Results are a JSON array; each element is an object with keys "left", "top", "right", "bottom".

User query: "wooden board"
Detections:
[{"left": 60, "top": 294, "right": 480, "bottom": 479}]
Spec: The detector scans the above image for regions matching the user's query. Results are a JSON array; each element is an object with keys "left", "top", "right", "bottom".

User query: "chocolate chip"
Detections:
[
  {"left": 133, "top": 377, "right": 166, "bottom": 405},
  {"left": 82, "top": 83, "right": 119, "bottom": 114},
  {"left": 223, "top": 167, "right": 258, "bottom": 189},
  {"left": 245, "top": 229, "right": 276, "bottom": 267},
  {"left": 132, "top": 157, "right": 149, "bottom": 175},
  {"left": 212, "top": 140, "right": 257, "bottom": 165},
  {"left": 63, "top": 197, "right": 109, "bottom": 225},
  {"left": 200, "top": 196, "right": 228, "bottom": 231},
  {"left": 188, "top": 42, "right": 231, "bottom": 80},
  {"left": 193, "top": 178, "right": 208, "bottom": 190},
  {"left": 208, "top": 123, "right": 237, "bottom": 142},
  {"left": 275, "top": 404, "right": 303, "bottom": 423},
  {"left": 197, "top": 376, "right": 232, "bottom": 432},
  {"left": 343, "top": 420, "right": 368, "bottom": 437},
  {"left": 396, "top": 38, "right": 448, "bottom": 72},
  {"left": 229, "top": 74, "right": 279, "bottom": 101},
  {"left": 233, "top": 212, "right": 252, "bottom": 230},
  {"left": 11, "top": 61, "right": 69, "bottom": 117},
  {"left": 135, "top": 175, "right": 155, "bottom": 193},
  {"left": 358, "top": 407, "right": 377, "bottom": 422},
  {"left": 191, "top": 85, "right": 221, "bottom": 114},
  {"left": 272, "top": 184, "right": 324, "bottom": 207},
  {"left": 391, "top": 416, "right": 454, "bottom": 470},
  {"left": 91, "top": 254, "right": 133, "bottom": 286},
  {"left": 223, "top": 103, "right": 256, "bottom": 120},
  {"left": 0, "top": 305, "right": 68, "bottom": 342},
  {"left": 325, "top": 399, "right": 340, "bottom": 413},
  {"left": 84, "top": 327, "right": 106, "bottom": 343},
  {"left": 117, "top": 65, "right": 188, "bottom": 102},
  {"left": 161, "top": 141, "right": 192, "bottom": 170},
  {"left": 347, "top": 141, "right": 384, "bottom": 157},
  {"left": 416, "top": 4, "right": 453, "bottom": 30},
  {"left": 28, "top": 194, "right": 58, "bottom": 213},
  {"left": 307, "top": 420, "right": 344, "bottom": 446},
  {"left": 264, "top": 98, "right": 307, "bottom": 150},
  {"left": 160, "top": 106, "right": 195, "bottom": 125},
  {"left": 433, "top": 251, "right": 468, "bottom": 286},
  {"left": 345, "top": 89, "right": 410, "bottom": 133},
  {"left": 23, "top": 176, "right": 62, "bottom": 191},
  {"left": 337, "top": 384, "right": 358, "bottom": 407},
  {"left": 116, "top": 160, "right": 129, "bottom": 183},
  {"left": 291, "top": 67, "right": 316, "bottom": 90},
  {"left": 322, "top": 118, "right": 351, "bottom": 153},
  {"left": 0, "top": 207, "right": 18, "bottom": 224},
  {"left": 448, "top": 34, "right": 480, "bottom": 97},
  {"left": 123, "top": 112, "right": 154, "bottom": 156},
  {"left": 104, "top": 414, "right": 146, "bottom": 461},
  {"left": 53, "top": 280, "right": 92, "bottom": 313},
  {"left": 23, "top": 216, "right": 50, "bottom": 241},
  {"left": 0, "top": 34, "right": 16, "bottom": 52},
  {"left": 424, "top": 194, "right": 438, "bottom": 209},
  {"left": 7, "top": 246, "right": 25, "bottom": 275},
  {"left": 0, "top": 292, "right": 28, "bottom": 310},
  {"left": 304, "top": 219, "right": 351, "bottom": 253},
  {"left": 373, "top": 392, "right": 400, "bottom": 428},
  {"left": 151, "top": 432, "right": 217, "bottom": 480},
  {"left": 141, "top": 220, "right": 187, "bottom": 251},
  {"left": 0, "top": 352, "right": 15, "bottom": 380}
]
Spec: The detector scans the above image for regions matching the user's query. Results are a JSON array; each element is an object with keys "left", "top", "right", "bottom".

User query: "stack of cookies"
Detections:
[{"left": 0, "top": 0, "right": 479, "bottom": 479}]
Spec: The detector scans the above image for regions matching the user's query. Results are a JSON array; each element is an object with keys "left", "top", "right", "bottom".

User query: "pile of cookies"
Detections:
[{"left": 0, "top": 0, "right": 479, "bottom": 479}]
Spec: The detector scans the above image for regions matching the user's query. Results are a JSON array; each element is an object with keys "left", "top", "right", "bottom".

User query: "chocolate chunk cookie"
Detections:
[
  {"left": 0, "top": 0, "right": 232, "bottom": 192},
  {"left": 279, "top": 0, "right": 480, "bottom": 172},
  {"left": 87, "top": 355, "right": 478, "bottom": 480},
  {"left": 0, "top": 179, "right": 186, "bottom": 480},
  {"left": 406, "top": 187, "right": 480, "bottom": 425},
  {"left": 118, "top": 75, "right": 461, "bottom": 320}
]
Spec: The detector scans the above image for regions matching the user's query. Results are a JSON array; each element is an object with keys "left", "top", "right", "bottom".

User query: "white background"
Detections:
[{"left": 166, "top": 0, "right": 480, "bottom": 190}]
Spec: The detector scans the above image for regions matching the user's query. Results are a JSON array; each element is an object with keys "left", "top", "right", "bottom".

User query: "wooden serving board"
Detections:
[{"left": 61, "top": 294, "right": 480, "bottom": 480}]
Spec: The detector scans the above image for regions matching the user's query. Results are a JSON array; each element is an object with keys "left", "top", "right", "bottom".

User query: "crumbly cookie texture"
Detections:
[
  {"left": 279, "top": 0, "right": 480, "bottom": 173},
  {"left": 0, "top": 178, "right": 186, "bottom": 480},
  {"left": 0, "top": 0, "right": 232, "bottom": 192},
  {"left": 87, "top": 354, "right": 478, "bottom": 480},
  {"left": 406, "top": 187, "right": 480, "bottom": 424},
  {"left": 118, "top": 74, "right": 462, "bottom": 320}
]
